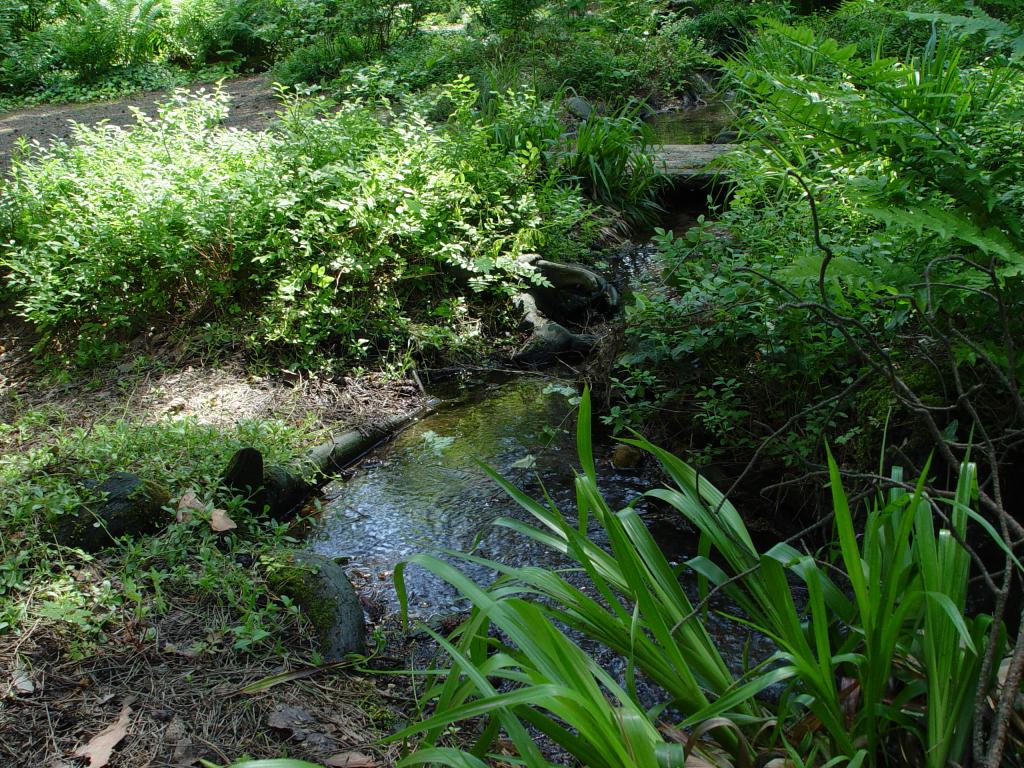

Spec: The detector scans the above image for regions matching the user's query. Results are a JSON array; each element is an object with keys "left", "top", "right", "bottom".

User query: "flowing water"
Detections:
[
  {"left": 306, "top": 103, "right": 770, "bottom": 679},
  {"left": 308, "top": 373, "right": 771, "bottom": 685},
  {"left": 309, "top": 376, "right": 651, "bottom": 618}
]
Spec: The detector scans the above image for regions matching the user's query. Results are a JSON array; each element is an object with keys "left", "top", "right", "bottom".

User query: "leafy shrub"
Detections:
[
  {"left": 0, "top": 30, "right": 56, "bottom": 92},
  {"left": 203, "top": 0, "right": 286, "bottom": 62},
  {"left": 272, "top": 32, "right": 365, "bottom": 84},
  {"left": 0, "top": 0, "right": 436, "bottom": 96},
  {"left": 478, "top": 0, "right": 545, "bottom": 35},
  {"left": 560, "top": 104, "right": 666, "bottom": 227},
  {"left": 671, "top": 0, "right": 788, "bottom": 56},
  {"left": 51, "top": 0, "right": 169, "bottom": 80},
  {"left": 814, "top": 0, "right": 987, "bottom": 59},
  {"left": 266, "top": 0, "right": 435, "bottom": 68},
  {"left": 372, "top": 2, "right": 715, "bottom": 105},
  {"left": 166, "top": 0, "right": 227, "bottom": 64},
  {"left": 609, "top": 18, "right": 1024, "bottom": 475},
  {"left": 534, "top": 31, "right": 640, "bottom": 99},
  {"left": 483, "top": 88, "right": 666, "bottom": 227},
  {"left": 0, "top": 83, "right": 595, "bottom": 366},
  {"left": 1, "top": 89, "right": 278, "bottom": 363},
  {"left": 640, "top": 16, "right": 718, "bottom": 94},
  {"left": 377, "top": 28, "right": 487, "bottom": 92}
]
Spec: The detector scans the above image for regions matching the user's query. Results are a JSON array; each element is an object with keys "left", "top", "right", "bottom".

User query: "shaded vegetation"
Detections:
[
  {"left": 395, "top": 392, "right": 1014, "bottom": 767},
  {"left": 0, "top": 407, "right": 323, "bottom": 652},
  {"left": 3, "top": 1, "right": 1024, "bottom": 766}
]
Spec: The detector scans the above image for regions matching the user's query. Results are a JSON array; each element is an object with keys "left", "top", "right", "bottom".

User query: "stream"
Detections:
[
  {"left": 308, "top": 375, "right": 649, "bottom": 617},
  {"left": 304, "top": 102, "right": 766, "bottom": 674}
]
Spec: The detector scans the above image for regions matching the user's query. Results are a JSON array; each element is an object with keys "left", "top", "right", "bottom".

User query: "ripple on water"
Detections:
[
  {"left": 309, "top": 377, "right": 650, "bottom": 617},
  {"left": 308, "top": 376, "right": 776, "bottom": 694}
]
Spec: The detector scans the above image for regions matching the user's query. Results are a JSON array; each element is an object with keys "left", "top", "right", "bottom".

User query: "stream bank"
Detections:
[
  {"left": 296, "top": 101, "right": 779, "bottom": 681},
  {"left": 305, "top": 106, "right": 735, "bottom": 616},
  {"left": 0, "top": 99, "right": 747, "bottom": 767}
]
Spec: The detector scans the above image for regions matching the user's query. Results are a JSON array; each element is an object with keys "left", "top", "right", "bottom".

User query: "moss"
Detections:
[
  {"left": 126, "top": 477, "right": 171, "bottom": 521},
  {"left": 264, "top": 555, "right": 337, "bottom": 638},
  {"left": 263, "top": 550, "right": 365, "bottom": 658}
]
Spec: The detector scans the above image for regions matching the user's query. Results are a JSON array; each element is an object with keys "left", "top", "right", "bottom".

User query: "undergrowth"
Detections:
[
  {"left": 0, "top": 82, "right": 602, "bottom": 368},
  {"left": 0, "top": 404, "right": 325, "bottom": 655},
  {"left": 392, "top": 391, "right": 1018, "bottom": 768},
  {"left": 0, "top": 76, "right": 666, "bottom": 370}
]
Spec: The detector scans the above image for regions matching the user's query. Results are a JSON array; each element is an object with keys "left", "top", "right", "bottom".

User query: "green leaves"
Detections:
[
  {"left": 730, "top": 20, "right": 1024, "bottom": 284},
  {"left": 396, "top": 390, "right": 999, "bottom": 768},
  {"left": 2, "top": 84, "right": 593, "bottom": 367},
  {"left": 558, "top": 101, "right": 666, "bottom": 227}
]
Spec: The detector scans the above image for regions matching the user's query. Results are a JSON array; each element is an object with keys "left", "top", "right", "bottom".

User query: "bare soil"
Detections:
[
  {"left": 0, "top": 186, "right": 433, "bottom": 768},
  {"left": 0, "top": 311, "right": 425, "bottom": 439},
  {"left": 0, "top": 321, "right": 433, "bottom": 767},
  {"left": 0, "top": 75, "right": 278, "bottom": 173}
]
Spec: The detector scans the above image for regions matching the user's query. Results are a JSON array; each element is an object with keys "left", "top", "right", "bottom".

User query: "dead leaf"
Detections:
[
  {"left": 73, "top": 700, "right": 132, "bottom": 767},
  {"left": 209, "top": 507, "right": 236, "bottom": 532},
  {"left": 176, "top": 489, "right": 203, "bottom": 524},
  {"left": 10, "top": 659, "right": 35, "bottom": 695},
  {"left": 326, "top": 753, "right": 376, "bottom": 767},
  {"left": 267, "top": 704, "right": 315, "bottom": 734},
  {"left": 162, "top": 715, "right": 187, "bottom": 745}
]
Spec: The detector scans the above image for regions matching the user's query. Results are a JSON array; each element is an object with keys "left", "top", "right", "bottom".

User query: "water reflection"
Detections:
[
  {"left": 310, "top": 378, "right": 649, "bottom": 617},
  {"left": 645, "top": 102, "right": 732, "bottom": 145}
]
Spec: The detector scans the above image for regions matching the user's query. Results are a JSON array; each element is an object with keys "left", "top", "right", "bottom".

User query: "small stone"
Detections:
[
  {"left": 611, "top": 444, "right": 644, "bottom": 470},
  {"left": 267, "top": 704, "right": 315, "bottom": 733},
  {"left": 163, "top": 397, "right": 187, "bottom": 414}
]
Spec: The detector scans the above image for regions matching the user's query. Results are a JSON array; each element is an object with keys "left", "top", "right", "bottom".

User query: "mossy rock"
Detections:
[
  {"left": 564, "top": 96, "right": 593, "bottom": 120},
  {"left": 55, "top": 472, "right": 171, "bottom": 552},
  {"left": 610, "top": 443, "right": 644, "bottom": 470},
  {"left": 306, "top": 431, "right": 374, "bottom": 475},
  {"left": 221, "top": 448, "right": 313, "bottom": 520},
  {"left": 265, "top": 551, "right": 366, "bottom": 660}
]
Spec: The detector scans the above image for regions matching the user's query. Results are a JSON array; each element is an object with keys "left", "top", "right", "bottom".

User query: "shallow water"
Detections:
[
  {"left": 307, "top": 140, "right": 772, "bottom": 678},
  {"left": 309, "top": 377, "right": 651, "bottom": 618},
  {"left": 308, "top": 375, "right": 774, "bottom": 686},
  {"left": 646, "top": 102, "right": 732, "bottom": 145}
]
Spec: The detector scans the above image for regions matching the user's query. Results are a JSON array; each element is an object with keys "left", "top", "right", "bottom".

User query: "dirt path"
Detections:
[{"left": 0, "top": 74, "right": 278, "bottom": 172}]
